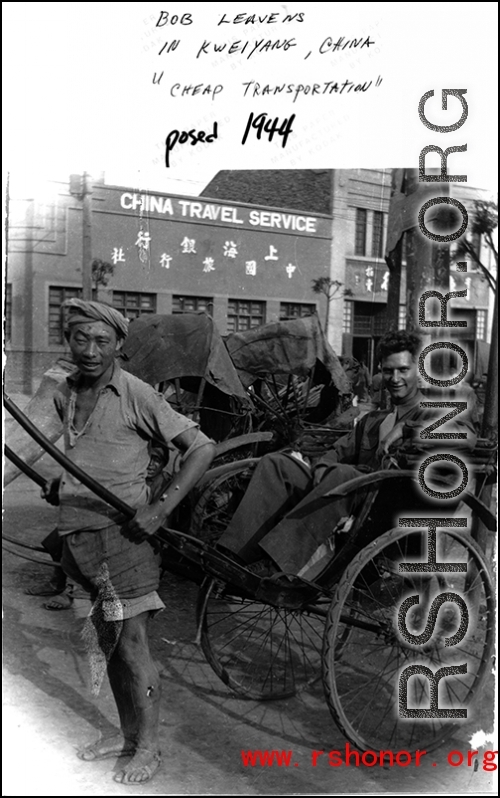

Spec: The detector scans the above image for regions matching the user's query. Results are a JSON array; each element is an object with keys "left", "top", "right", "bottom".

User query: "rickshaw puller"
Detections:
[{"left": 41, "top": 299, "right": 215, "bottom": 785}]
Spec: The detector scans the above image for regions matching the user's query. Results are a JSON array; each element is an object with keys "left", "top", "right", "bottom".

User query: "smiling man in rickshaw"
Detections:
[
  {"left": 41, "top": 298, "right": 215, "bottom": 785},
  {"left": 219, "top": 329, "right": 477, "bottom": 580}
]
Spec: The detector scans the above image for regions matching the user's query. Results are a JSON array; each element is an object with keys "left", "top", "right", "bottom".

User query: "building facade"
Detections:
[
  {"left": 202, "top": 169, "right": 494, "bottom": 370},
  {"left": 5, "top": 170, "right": 494, "bottom": 394},
  {"left": 330, "top": 168, "right": 396, "bottom": 367},
  {"left": 5, "top": 178, "right": 331, "bottom": 394}
]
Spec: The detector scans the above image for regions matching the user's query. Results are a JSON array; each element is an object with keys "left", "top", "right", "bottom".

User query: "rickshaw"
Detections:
[
  {"left": 118, "top": 312, "right": 351, "bottom": 547},
  {"left": 225, "top": 314, "right": 351, "bottom": 439},
  {"left": 4, "top": 390, "right": 496, "bottom": 756},
  {"left": 188, "top": 313, "right": 352, "bottom": 543},
  {"left": 108, "top": 312, "right": 351, "bottom": 547},
  {"left": 4, "top": 308, "right": 496, "bottom": 754}
]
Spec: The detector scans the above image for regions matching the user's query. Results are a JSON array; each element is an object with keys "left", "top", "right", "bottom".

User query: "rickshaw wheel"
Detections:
[
  {"left": 322, "top": 526, "right": 495, "bottom": 753},
  {"left": 197, "top": 577, "right": 327, "bottom": 700},
  {"left": 191, "top": 464, "right": 257, "bottom": 544}
]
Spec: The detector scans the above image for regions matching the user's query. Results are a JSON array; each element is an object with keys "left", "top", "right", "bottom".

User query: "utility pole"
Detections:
[
  {"left": 328, "top": 170, "right": 349, "bottom": 351},
  {"left": 385, "top": 169, "right": 451, "bottom": 348},
  {"left": 81, "top": 172, "right": 93, "bottom": 300},
  {"left": 385, "top": 169, "right": 405, "bottom": 330},
  {"left": 69, "top": 172, "right": 93, "bottom": 299}
]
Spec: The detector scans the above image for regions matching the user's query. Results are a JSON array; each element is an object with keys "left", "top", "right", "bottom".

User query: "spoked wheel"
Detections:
[
  {"left": 191, "top": 464, "right": 256, "bottom": 544},
  {"left": 322, "top": 526, "right": 495, "bottom": 753},
  {"left": 197, "top": 577, "right": 329, "bottom": 700}
]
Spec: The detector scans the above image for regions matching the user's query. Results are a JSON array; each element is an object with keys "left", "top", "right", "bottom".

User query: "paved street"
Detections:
[{"left": 3, "top": 461, "right": 497, "bottom": 796}]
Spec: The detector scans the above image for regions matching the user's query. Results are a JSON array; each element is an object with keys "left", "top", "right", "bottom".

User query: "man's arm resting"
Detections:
[{"left": 128, "top": 428, "right": 216, "bottom": 538}]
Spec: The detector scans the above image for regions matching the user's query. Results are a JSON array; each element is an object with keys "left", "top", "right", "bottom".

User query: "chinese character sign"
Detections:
[
  {"left": 264, "top": 245, "right": 279, "bottom": 261},
  {"left": 111, "top": 247, "right": 125, "bottom": 265},
  {"left": 223, "top": 241, "right": 238, "bottom": 258},
  {"left": 135, "top": 230, "right": 151, "bottom": 264},
  {"left": 203, "top": 257, "right": 215, "bottom": 273},
  {"left": 181, "top": 237, "right": 196, "bottom": 254}
]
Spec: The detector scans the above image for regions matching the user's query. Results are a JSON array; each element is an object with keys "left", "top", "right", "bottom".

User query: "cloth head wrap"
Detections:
[{"left": 63, "top": 299, "right": 129, "bottom": 339}]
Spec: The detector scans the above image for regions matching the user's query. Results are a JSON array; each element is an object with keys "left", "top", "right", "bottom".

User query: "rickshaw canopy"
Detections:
[
  {"left": 225, "top": 315, "right": 351, "bottom": 394},
  {"left": 119, "top": 313, "right": 251, "bottom": 405}
]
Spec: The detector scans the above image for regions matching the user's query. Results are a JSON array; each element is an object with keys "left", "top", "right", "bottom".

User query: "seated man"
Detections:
[
  {"left": 41, "top": 299, "right": 215, "bottom": 785},
  {"left": 219, "top": 329, "right": 476, "bottom": 579}
]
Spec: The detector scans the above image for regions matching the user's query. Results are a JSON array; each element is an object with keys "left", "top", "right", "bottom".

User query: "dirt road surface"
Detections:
[{"left": 3, "top": 465, "right": 497, "bottom": 796}]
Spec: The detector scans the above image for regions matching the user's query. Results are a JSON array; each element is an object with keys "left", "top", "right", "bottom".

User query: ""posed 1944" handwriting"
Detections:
[{"left": 164, "top": 113, "right": 295, "bottom": 167}]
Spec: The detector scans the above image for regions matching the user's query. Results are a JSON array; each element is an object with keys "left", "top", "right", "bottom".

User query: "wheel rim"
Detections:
[
  {"left": 198, "top": 579, "right": 327, "bottom": 700},
  {"left": 322, "top": 528, "right": 495, "bottom": 753}
]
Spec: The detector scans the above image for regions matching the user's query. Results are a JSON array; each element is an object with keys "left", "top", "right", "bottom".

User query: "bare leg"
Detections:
[
  {"left": 78, "top": 611, "right": 160, "bottom": 772},
  {"left": 111, "top": 612, "right": 161, "bottom": 784},
  {"left": 77, "top": 614, "right": 137, "bottom": 762}
]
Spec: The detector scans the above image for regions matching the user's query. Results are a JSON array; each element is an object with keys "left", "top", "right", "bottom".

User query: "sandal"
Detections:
[
  {"left": 43, "top": 592, "right": 73, "bottom": 611},
  {"left": 113, "top": 747, "right": 161, "bottom": 784},
  {"left": 77, "top": 735, "right": 136, "bottom": 761}
]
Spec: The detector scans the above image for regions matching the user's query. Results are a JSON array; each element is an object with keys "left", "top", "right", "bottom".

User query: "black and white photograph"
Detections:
[{"left": 3, "top": 4, "right": 498, "bottom": 796}]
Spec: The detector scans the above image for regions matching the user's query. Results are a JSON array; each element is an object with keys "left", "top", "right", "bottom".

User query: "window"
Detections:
[
  {"left": 355, "top": 208, "right": 367, "bottom": 256},
  {"left": 343, "top": 301, "right": 353, "bottom": 334},
  {"left": 227, "top": 299, "right": 265, "bottom": 333},
  {"left": 476, "top": 309, "right": 487, "bottom": 340},
  {"left": 352, "top": 303, "right": 387, "bottom": 336},
  {"left": 279, "top": 302, "right": 315, "bottom": 320},
  {"left": 112, "top": 291, "right": 156, "bottom": 320},
  {"left": 372, "top": 211, "right": 384, "bottom": 258},
  {"left": 172, "top": 295, "right": 213, "bottom": 315},
  {"left": 49, "top": 286, "right": 84, "bottom": 344},
  {"left": 5, "top": 283, "right": 12, "bottom": 341},
  {"left": 373, "top": 311, "right": 389, "bottom": 336}
]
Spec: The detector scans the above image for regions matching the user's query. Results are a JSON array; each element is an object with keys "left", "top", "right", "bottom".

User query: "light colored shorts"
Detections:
[{"left": 61, "top": 524, "right": 165, "bottom": 621}]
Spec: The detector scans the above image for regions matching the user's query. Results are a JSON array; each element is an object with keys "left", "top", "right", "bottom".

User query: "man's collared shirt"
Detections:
[
  {"left": 54, "top": 363, "right": 198, "bottom": 534},
  {"left": 314, "top": 395, "right": 477, "bottom": 474}
]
